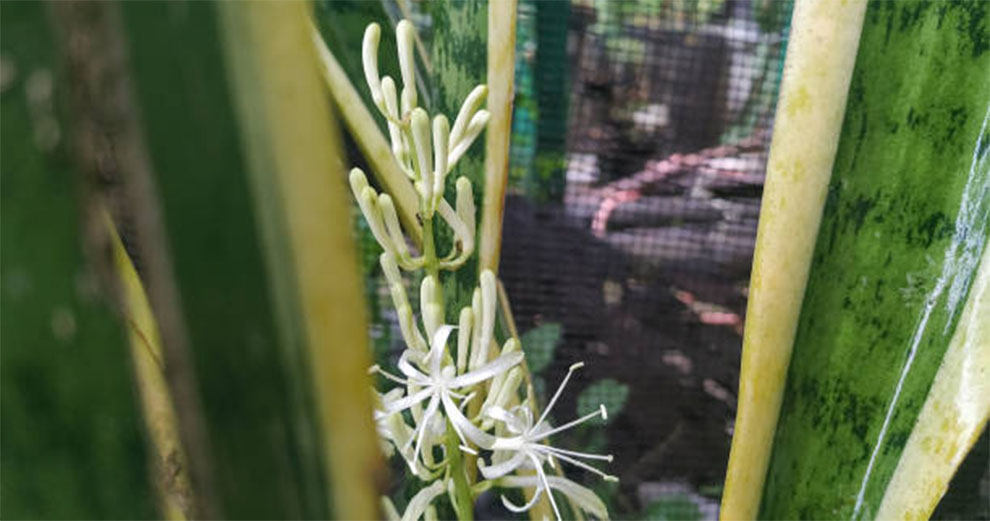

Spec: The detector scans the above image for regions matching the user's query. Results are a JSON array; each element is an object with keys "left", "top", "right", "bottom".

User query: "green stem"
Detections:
[{"left": 445, "top": 422, "right": 474, "bottom": 521}]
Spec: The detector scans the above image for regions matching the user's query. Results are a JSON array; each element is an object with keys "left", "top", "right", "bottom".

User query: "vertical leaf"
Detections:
[
  {"left": 720, "top": 1, "right": 868, "bottom": 518},
  {"left": 760, "top": 2, "right": 990, "bottom": 519},
  {"left": 218, "top": 2, "right": 382, "bottom": 518},
  {"left": 430, "top": 0, "right": 487, "bottom": 310},
  {"left": 110, "top": 218, "right": 195, "bottom": 520},
  {"left": 118, "top": 3, "right": 328, "bottom": 517},
  {"left": 0, "top": 1, "right": 155, "bottom": 517}
]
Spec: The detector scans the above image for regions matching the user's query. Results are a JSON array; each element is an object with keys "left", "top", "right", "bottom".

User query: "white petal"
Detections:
[
  {"left": 478, "top": 451, "right": 527, "bottom": 480},
  {"left": 397, "top": 350, "right": 428, "bottom": 378},
  {"left": 449, "top": 351, "right": 523, "bottom": 389},
  {"left": 408, "top": 394, "right": 441, "bottom": 472},
  {"left": 384, "top": 387, "right": 433, "bottom": 415},
  {"left": 441, "top": 392, "right": 495, "bottom": 449},
  {"left": 429, "top": 325, "right": 456, "bottom": 374},
  {"left": 500, "top": 486, "right": 544, "bottom": 513},
  {"left": 500, "top": 475, "right": 610, "bottom": 520},
  {"left": 399, "top": 479, "right": 446, "bottom": 521},
  {"left": 485, "top": 405, "right": 527, "bottom": 435}
]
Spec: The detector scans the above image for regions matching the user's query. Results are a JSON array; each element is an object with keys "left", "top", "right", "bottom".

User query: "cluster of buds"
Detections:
[{"left": 350, "top": 19, "right": 615, "bottom": 521}]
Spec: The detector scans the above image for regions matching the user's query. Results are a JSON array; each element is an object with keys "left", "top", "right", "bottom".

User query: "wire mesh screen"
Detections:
[{"left": 497, "top": 0, "right": 791, "bottom": 517}]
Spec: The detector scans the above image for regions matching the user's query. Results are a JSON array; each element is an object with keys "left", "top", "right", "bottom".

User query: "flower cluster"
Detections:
[{"left": 350, "top": 19, "right": 615, "bottom": 521}]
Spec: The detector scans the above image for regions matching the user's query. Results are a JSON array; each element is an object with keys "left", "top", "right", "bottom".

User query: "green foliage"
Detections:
[
  {"left": 761, "top": 2, "right": 990, "bottom": 518},
  {"left": 521, "top": 323, "right": 562, "bottom": 373},
  {"left": 0, "top": 2, "right": 155, "bottom": 517},
  {"left": 644, "top": 494, "right": 702, "bottom": 521},
  {"left": 577, "top": 379, "right": 630, "bottom": 425},
  {"left": 429, "top": 0, "right": 487, "bottom": 315},
  {"left": 119, "top": 3, "right": 329, "bottom": 517}
]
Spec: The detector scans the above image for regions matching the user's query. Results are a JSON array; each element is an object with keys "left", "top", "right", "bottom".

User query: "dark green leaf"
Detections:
[
  {"left": 521, "top": 323, "right": 563, "bottom": 373},
  {"left": 644, "top": 494, "right": 702, "bottom": 521},
  {"left": 761, "top": 2, "right": 990, "bottom": 519},
  {"left": 0, "top": 2, "right": 155, "bottom": 517},
  {"left": 577, "top": 379, "right": 630, "bottom": 425}
]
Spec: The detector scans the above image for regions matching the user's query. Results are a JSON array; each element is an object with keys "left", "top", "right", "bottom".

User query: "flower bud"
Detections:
[
  {"left": 396, "top": 20, "right": 417, "bottom": 109},
  {"left": 361, "top": 23, "right": 384, "bottom": 111}
]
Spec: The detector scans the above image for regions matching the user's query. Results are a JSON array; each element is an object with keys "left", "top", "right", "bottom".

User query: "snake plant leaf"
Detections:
[
  {"left": 577, "top": 379, "right": 630, "bottom": 426},
  {"left": 430, "top": 0, "right": 489, "bottom": 312},
  {"left": 117, "top": 3, "right": 339, "bottom": 517},
  {"left": 759, "top": 1, "right": 990, "bottom": 519},
  {"left": 721, "top": 1, "right": 869, "bottom": 518},
  {"left": 109, "top": 215, "right": 195, "bottom": 520},
  {"left": 520, "top": 323, "right": 562, "bottom": 373},
  {"left": 0, "top": 2, "right": 155, "bottom": 516},
  {"left": 217, "top": 2, "right": 382, "bottom": 518}
]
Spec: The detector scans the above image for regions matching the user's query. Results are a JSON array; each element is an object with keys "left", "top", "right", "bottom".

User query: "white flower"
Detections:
[
  {"left": 497, "top": 475, "right": 610, "bottom": 521},
  {"left": 372, "top": 325, "right": 523, "bottom": 472},
  {"left": 479, "top": 362, "right": 617, "bottom": 520}
]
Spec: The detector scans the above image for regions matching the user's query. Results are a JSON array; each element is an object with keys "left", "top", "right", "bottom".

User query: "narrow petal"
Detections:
[
  {"left": 384, "top": 387, "right": 433, "bottom": 415},
  {"left": 478, "top": 451, "right": 527, "bottom": 480},
  {"left": 500, "top": 475, "right": 610, "bottom": 520},
  {"left": 449, "top": 351, "right": 523, "bottom": 389},
  {"left": 484, "top": 406, "right": 527, "bottom": 434},
  {"left": 456, "top": 308, "right": 472, "bottom": 374},
  {"left": 397, "top": 351, "right": 428, "bottom": 381},
  {"left": 408, "top": 394, "right": 441, "bottom": 472},
  {"left": 429, "top": 325, "right": 456, "bottom": 375},
  {"left": 500, "top": 486, "right": 544, "bottom": 514},
  {"left": 441, "top": 392, "right": 496, "bottom": 449},
  {"left": 382, "top": 496, "right": 400, "bottom": 521},
  {"left": 399, "top": 479, "right": 446, "bottom": 521}
]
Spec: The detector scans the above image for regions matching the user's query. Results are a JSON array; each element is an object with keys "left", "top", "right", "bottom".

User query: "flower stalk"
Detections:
[{"left": 326, "top": 18, "right": 616, "bottom": 521}]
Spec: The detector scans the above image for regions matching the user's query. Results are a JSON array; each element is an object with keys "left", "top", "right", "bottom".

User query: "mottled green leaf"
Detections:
[
  {"left": 577, "top": 379, "right": 630, "bottom": 425},
  {"left": 521, "top": 323, "right": 562, "bottom": 373},
  {"left": 761, "top": 2, "right": 990, "bottom": 519},
  {"left": 644, "top": 495, "right": 702, "bottom": 521}
]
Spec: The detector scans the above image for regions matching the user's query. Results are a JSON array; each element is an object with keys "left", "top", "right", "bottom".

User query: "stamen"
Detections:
[
  {"left": 531, "top": 407, "right": 605, "bottom": 441},
  {"left": 369, "top": 365, "right": 409, "bottom": 385},
  {"left": 540, "top": 444, "right": 614, "bottom": 462},
  {"left": 535, "top": 449, "right": 615, "bottom": 482},
  {"left": 535, "top": 361, "right": 585, "bottom": 427},
  {"left": 531, "top": 454, "right": 562, "bottom": 521}
]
